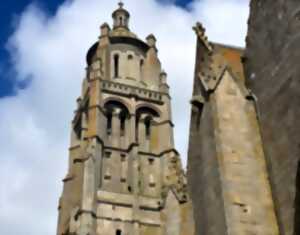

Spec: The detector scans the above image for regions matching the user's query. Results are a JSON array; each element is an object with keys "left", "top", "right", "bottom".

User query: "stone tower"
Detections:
[
  {"left": 187, "top": 23, "right": 280, "bottom": 235},
  {"left": 56, "top": 3, "right": 194, "bottom": 235}
]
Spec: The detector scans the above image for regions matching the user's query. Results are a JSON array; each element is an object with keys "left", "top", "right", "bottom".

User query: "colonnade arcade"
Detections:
[{"left": 103, "top": 99, "right": 160, "bottom": 149}]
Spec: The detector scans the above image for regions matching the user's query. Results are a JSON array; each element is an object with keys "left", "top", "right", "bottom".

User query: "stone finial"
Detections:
[
  {"left": 193, "top": 22, "right": 213, "bottom": 53},
  {"left": 160, "top": 71, "right": 167, "bottom": 84},
  {"left": 100, "top": 23, "right": 111, "bottom": 36},
  {"left": 146, "top": 34, "right": 157, "bottom": 47},
  {"left": 118, "top": 1, "right": 124, "bottom": 8}
]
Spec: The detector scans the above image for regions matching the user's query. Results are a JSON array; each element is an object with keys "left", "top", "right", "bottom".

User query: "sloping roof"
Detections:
[
  {"left": 212, "top": 43, "right": 245, "bottom": 82},
  {"left": 195, "top": 34, "right": 248, "bottom": 96}
]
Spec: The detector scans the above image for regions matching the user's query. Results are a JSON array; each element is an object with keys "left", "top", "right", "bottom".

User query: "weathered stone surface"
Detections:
[
  {"left": 244, "top": 1, "right": 300, "bottom": 235},
  {"left": 187, "top": 23, "right": 279, "bottom": 235},
  {"left": 56, "top": 3, "right": 194, "bottom": 235}
]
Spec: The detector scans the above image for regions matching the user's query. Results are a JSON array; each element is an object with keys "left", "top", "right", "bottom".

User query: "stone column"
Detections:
[
  {"left": 129, "top": 113, "right": 140, "bottom": 235},
  {"left": 138, "top": 114, "right": 147, "bottom": 151},
  {"left": 111, "top": 108, "right": 121, "bottom": 147},
  {"left": 78, "top": 138, "right": 101, "bottom": 235}
]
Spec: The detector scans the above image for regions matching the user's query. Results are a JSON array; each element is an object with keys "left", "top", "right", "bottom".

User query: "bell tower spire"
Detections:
[
  {"left": 56, "top": 4, "right": 195, "bottom": 235},
  {"left": 112, "top": 1, "right": 130, "bottom": 30}
]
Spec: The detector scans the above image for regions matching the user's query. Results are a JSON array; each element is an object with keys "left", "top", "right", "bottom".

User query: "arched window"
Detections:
[
  {"left": 136, "top": 106, "right": 159, "bottom": 141},
  {"left": 119, "top": 16, "right": 123, "bottom": 26},
  {"left": 104, "top": 100, "right": 129, "bottom": 137},
  {"left": 114, "top": 54, "right": 119, "bottom": 78}
]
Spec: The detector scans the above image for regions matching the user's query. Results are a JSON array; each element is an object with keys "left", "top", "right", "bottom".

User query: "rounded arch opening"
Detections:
[
  {"left": 135, "top": 106, "right": 160, "bottom": 142},
  {"left": 135, "top": 104, "right": 161, "bottom": 118},
  {"left": 104, "top": 100, "right": 130, "bottom": 136},
  {"left": 103, "top": 97, "right": 132, "bottom": 114}
]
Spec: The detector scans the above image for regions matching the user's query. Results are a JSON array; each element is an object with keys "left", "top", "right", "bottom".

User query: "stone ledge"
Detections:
[{"left": 97, "top": 190, "right": 162, "bottom": 210}]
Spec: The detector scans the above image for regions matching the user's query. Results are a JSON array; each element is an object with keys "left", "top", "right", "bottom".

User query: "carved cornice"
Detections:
[
  {"left": 139, "top": 148, "right": 179, "bottom": 158},
  {"left": 69, "top": 145, "right": 81, "bottom": 151},
  {"left": 62, "top": 174, "right": 75, "bottom": 183},
  {"left": 95, "top": 215, "right": 161, "bottom": 227},
  {"left": 75, "top": 209, "right": 97, "bottom": 220},
  {"left": 98, "top": 200, "right": 133, "bottom": 208},
  {"left": 69, "top": 134, "right": 179, "bottom": 160},
  {"left": 100, "top": 79, "right": 170, "bottom": 102},
  {"left": 152, "top": 119, "right": 174, "bottom": 127}
]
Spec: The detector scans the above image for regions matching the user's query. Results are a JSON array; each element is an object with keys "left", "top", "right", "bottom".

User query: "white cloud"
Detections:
[{"left": 0, "top": 0, "right": 249, "bottom": 234}]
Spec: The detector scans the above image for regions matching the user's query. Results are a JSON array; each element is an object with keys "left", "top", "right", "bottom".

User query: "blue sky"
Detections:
[
  {"left": 0, "top": 0, "right": 63, "bottom": 97},
  {"left": 0, "top": 0, "right": 192, "bottom": 97}
]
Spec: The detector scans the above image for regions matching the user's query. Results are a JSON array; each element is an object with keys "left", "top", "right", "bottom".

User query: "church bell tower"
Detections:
[{"left": 56, "top": 3, "right": 194, "bottom": 235}]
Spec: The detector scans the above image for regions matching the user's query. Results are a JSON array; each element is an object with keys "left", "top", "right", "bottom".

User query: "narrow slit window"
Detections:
[
  {"left": 114, "top": 54, "right": 119, "bottom": 78},
  {"left": 145, "top": 117, "right": 151, "bottom": 139},
  {"left": 148, "top": 158, "right": 154, "bottom": 165},
  {"left": 140, "top": 59, "right": 144, "bottom": 78},
  {"left": 116, "top": 229, "right": 122, "bottom": 235},
  {"left": 107, "top": 113, "right": 112, "bottom": 135},
  {"left": 121, "top": 154, "right": 126, "bottom": 161},
  {"left": 105, "top": 152, "right": 111, "bottom": 158},
  {"left": 120, "top": 111, "right": 126, "bottom": 136}
]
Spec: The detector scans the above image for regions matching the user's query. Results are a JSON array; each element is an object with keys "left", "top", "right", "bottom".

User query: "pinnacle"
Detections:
[{"left": 193, "top": 22, "right": 213, "bottom": 52}]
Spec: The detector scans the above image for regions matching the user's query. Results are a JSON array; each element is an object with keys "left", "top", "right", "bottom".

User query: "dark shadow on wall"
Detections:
[{"left": 294, "top": 161, "right": 300, "bottom": 235}]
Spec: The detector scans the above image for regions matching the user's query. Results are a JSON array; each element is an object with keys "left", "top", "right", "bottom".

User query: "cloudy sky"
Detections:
[{"left": 0, "top": 0, "right": 249, "bottom": 234}]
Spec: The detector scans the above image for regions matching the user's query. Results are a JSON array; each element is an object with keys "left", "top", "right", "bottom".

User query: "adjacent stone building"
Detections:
[
  {"left": 187, "top": 23, "right": 280, "bottom": 235},
  {"left": 56, "top": 3, "right": 194, "bottom": 235},
  {"left": 244, "top": 1, "right": 300, "bottom": 234}
]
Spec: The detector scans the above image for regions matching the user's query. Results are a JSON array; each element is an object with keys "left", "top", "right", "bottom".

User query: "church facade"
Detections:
[{"left": 56, "top": 3, "right": 194, "bottom": 235}]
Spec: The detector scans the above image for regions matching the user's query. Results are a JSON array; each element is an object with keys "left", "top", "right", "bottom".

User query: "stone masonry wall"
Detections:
[{"left": 244, "top": 1, "right": 300, "bottom": 234}]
